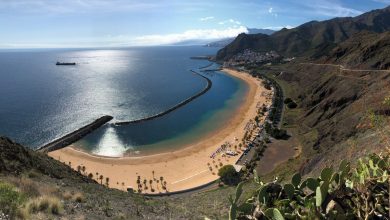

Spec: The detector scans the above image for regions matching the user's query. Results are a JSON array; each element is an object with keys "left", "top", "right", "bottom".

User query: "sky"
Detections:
[{"left": 0, "top": 0, "right": 389, "bottom": 48}]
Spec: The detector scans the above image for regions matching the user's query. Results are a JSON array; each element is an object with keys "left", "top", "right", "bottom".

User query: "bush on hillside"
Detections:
[
  {"left": 0, "top": 182, "right": 26, "bottom": 218},
  {"left": 264, "top": 122, "right": 288, "bottom": 139},
  {"left": 218, "top": 165, "right": 240, "bottom": 185},
  {"left": 283, "top": 98, "right": 293, "bottom": 104},
  {"left": 284, "top": 97, "right": 297, "bottom": 109},
  {"left": 287, "top": 101, "right": 297, "bottom": 109}
]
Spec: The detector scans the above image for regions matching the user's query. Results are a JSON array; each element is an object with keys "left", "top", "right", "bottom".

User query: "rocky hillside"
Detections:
[
  {"left": 0, "top": 137, "right": 93, "bottom": 183},
  {"left": 321, "top": 31, "right": 390, "bottom": 69},
  {"left": 216, "top": 6, "right": 390, "bottom": 60}
]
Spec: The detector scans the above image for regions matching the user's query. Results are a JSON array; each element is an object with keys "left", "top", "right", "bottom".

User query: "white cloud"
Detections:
[
  {"left": 132, "top": 26, "right": 248, "bottom": 46},
  {"left": 218, "top": 19, "right": 241, "bottom": 25},
  {"left": 268, "top": 7, "right": 278, "bottom": 17},
  {"left": 200, "top": 16, "right": 214, "bottom": 21},
  {"left": 297, "top": 0, "right": 363, "bottom": 17}
]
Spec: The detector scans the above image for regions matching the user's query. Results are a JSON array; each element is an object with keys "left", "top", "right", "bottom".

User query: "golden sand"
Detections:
[{"left": 48, "top": 69, "right": 272, "bottom": 193}]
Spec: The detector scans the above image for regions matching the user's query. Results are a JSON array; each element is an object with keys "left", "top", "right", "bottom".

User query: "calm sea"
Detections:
[{"left": 0, "top": 46, "right": 247, "bottom": 156}]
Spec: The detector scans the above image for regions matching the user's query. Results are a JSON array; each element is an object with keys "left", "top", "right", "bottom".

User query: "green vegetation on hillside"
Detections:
[
  {"left": 218, "top": 165, "right": 241, "bottom": 185},
  {"left": 228, "top": 152, "right": 389, "bottom": 219}
]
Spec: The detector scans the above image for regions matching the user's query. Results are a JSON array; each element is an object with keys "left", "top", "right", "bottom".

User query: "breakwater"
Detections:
[
  {"left": 190, "top": 56, "right": 212, "bottom": 60},
  {"left": 199, "top": 62, "right": 213, "bottom": 69},
  {"left": 115, "top": 70, "right": 212, "bottom": 125},
  {"left": 37, "top": 115, "right": 113, "bottom": 153},
  {"left": 201, "top": 68, "right": 222, "bottom": 72}
]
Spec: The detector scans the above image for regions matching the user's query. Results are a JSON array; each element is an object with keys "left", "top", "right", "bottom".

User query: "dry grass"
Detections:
[
  {"left": 72, "top": 192, "right": 85, "bottom": 203},
  {"left": 6, "top": 176, "right": 60, "bottom": 199},
  {"left": 62, "top": 191, "right": 73, "bottom": 200},
  {"left": 22, "top": 196, "right": 63, "bottom": 216},
  {"left": 62, "top": 190, "right": 85, "bottom": 203},
  {"left": 7, "top": 177, "right": 40, "bottom": 198}
]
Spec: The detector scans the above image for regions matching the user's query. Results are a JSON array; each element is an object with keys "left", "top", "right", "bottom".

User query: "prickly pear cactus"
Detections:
[{"left": 227, "top": 152, "right": 389, "bottom": 219}]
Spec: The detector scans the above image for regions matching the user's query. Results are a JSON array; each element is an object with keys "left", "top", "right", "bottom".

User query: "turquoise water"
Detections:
[
  {"left": 77, "top": 70, "right": 247, "bottom": 156},
  {"left": 0, "top": 46, "right": 248, "bottom": 156}
]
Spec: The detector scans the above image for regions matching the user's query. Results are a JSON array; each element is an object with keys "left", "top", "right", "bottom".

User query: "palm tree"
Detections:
[
  {"left": 106, "top": 177, "right": 110, "bottom": 186},
  {"left": 82, "top": 166, "right": 86, "bottom": 174},
  {"left": 99, "top": 175, "right": 103, "bottom": 184},
  {"left": 152, "top": 170, "right": 155, "bottom": 180},
  {"left": 77, "top": 165, "right": 81, "bottom": 173},
  {"left": 143, "top": 179, "right": 147, "bottom": 189},
  {"left": 162, "top": 181, "right": 167, "bottom": 191},
  {"left": 88, "top": 173, "right": 93, "bottom": 179}
]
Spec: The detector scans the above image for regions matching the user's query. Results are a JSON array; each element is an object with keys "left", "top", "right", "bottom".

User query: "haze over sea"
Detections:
[{"left": 0, "top": 46, "right": 247, "bottom": 156}]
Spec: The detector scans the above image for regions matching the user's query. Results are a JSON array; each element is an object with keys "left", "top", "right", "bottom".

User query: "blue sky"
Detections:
[{"left": 0, "top": 0, "right": 388, "bottom": 48}]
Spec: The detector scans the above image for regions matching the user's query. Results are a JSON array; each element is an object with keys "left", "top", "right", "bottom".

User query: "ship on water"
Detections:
[{"left": 56, "top": 61, "right": 76, "bottom": 65}]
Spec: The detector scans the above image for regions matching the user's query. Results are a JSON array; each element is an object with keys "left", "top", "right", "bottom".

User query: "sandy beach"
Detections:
[{"left": 48, "top": 68, "right": 272, "bottom": 193}]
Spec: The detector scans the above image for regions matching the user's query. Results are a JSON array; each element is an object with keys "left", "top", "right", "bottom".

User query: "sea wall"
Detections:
[
  {"left": 199, "top": 62, "right": 213, "bottom": 69},
  {"left": 37, "top": 115, "right": 113, "bottom": 153},
  {"left": 115, "top": 70, "right": 212, "bottom": 125}
]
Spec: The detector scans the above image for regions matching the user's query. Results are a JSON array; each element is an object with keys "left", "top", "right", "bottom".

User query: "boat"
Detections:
[{"left": 56, "top": 62, "right": 76, "bottom": 65}]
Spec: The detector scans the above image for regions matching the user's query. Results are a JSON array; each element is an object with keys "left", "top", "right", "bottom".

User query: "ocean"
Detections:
[{"left": 0, "top": 46, "right": 248, "bottom": 156}]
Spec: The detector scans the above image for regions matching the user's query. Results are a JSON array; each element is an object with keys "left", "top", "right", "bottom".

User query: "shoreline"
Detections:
[{"left": 48, "top": 68, "right": 272, "bottom": 193}]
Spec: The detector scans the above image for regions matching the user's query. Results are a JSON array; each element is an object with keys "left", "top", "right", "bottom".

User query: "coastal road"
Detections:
[{"left": 300, "top": 62, "right": 390, "bottom": 73}]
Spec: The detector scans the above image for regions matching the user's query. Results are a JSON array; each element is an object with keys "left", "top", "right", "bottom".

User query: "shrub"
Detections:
[
  {"left": 0, "top": 182, "right": 26, "bottom": 218},
  {"left": 287, "top": 101, "right": 297, "bottom": 109},
  {"left": 73, "top": 192, "right": 85, "bottom": 203},
  {"left": 62, "top": 191, "right": 73, "bottom": 200},
  {"left": 24, "top": 196, "right": 63, "bottom": 215},
  {"left": 218, "top": 165, "right": 240, "bottom": 185},
  {"left": 263, "top": 81, "right": 272, "bottom": 90},
  {"left": 48, "top": 197, "right": 63, "bottom": 215},
  {"left": 17, "top": 177, "right": 40, "bottom": 198},
  {"left": 265, "top": 122, "right": 288, "bottom": 139},
  {"left": 283, "top": 98, "right": 293, "bottom": 104}
]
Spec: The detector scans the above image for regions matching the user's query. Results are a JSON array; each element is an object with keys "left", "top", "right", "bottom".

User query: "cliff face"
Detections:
[{"left": 217, "top": 6, "right": 390, "bottom": 60}]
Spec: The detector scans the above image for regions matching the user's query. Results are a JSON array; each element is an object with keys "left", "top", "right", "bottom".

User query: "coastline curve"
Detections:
[
  {"left": 114, "top": 70, "right": 212, "bottom": 125},
  {"left": 36, "top": 69, "right": 213, "bottom": 153}
]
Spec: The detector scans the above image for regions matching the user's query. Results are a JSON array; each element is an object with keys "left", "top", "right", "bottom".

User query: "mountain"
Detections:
[
  {"left": 217, "top": 6, "right": 390, "bottom": 60},
  {"left": 321, "top": 31, "right": 390, "bottom": 69},
  {"left": 205, "top": 28, "right": 275, "bottom": 47},
  {"left": 247, "top": 28, "right": 275, "bottom": 35}
]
